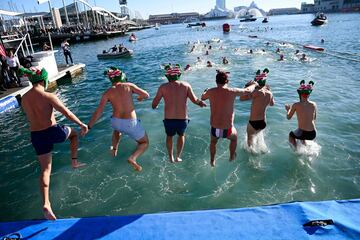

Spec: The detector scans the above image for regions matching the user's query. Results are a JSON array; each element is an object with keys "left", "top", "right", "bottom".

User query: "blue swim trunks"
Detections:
[
  {"left": 163, "top": 119, "right": 189, "bottom": 136},
  {"left": 111, "top": 117, "right": 145, "bottom": 141},
  {"left": 31, "top": 124, "right": 70, "bottom": 156}
]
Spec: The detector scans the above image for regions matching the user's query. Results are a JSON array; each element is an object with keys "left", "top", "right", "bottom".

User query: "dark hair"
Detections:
[{"left": 216, "top": 70, "right": 228, "bottom": 84}]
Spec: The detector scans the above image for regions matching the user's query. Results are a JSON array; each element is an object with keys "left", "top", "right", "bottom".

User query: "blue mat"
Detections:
[{"left": 1, "top": 199, "right": 360, "bottom": 240}]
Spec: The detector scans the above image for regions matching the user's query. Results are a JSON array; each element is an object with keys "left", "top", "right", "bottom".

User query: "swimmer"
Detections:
[
  {"left": 295, "top": 50, "right": 300, "bottom": 55},
  {"left": 184, "top": 64, "right": 191, "bottom": 71},
  {"left": 88, "top": 66, "right": 149, "bottom": 172},
  {"left": 152, "top": 64, "right": 206, "bottom": 163},
  {"left": 19, "top": 67, "right": 88, "bottom": 220},
  {"left": 222, "top": 57, "right": 229, "bottom": 64},
  {"left": 205, "top": 50, "right": 209, "bottom": 55},
  {"left": 278, "top": 54, "right": 285, "bottom": 61},
  {"left": 285, "top": 80, "right": 317, "bottom": 149},
  {"left": 262, "top": 49, "right": 266, "bottom": 53},
  {"left": 321, "top": 39, "right": 325, "bottom": 43},
  {"left": 276, "top": 48, "right": 281, "bottom": 53},
  {"left": 197, "top": 57, "right": 202, "bottom": 63},
  {"left": 249, "top": 49, "right": 253, "bottom": 54},
  {"left": 300, "top": 53, "right": 308, "bottom": 61},
  {"left": 240, "top": 68, "right": 274, "bottom": 147},
  {"left": 266, "top": 42, "right": 270, "bottom": 46},
  {"left": 207, "top": 61, "right": 213, "bottom": 67},
  {"left": 201, "top": 70, "right": 258, "bottom": 167}
]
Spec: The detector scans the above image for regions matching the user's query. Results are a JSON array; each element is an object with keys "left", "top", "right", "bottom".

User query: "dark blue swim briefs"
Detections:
[
  {"left": 163, "top": 119, "right": 189, "bottom": 136},
  {"left": 31, "top": 124, "right": 70, "bottom": 155}
]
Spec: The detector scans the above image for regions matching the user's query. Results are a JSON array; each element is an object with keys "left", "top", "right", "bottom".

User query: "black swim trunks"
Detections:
[
  {"left": 249, "top": 120, "right": 266, "bottom": 131},
  {"left": 163, "top": 119, "right": 189, "bottom": 136},
  {"left": 31, "top": 125, "right": 70, "bottom": 155},
  {"left": 290, "top": 128, "right": 316, "bottom": 140}
]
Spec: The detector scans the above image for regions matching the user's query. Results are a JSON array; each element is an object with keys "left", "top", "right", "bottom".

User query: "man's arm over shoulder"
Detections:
[
  {"left": 129, "top": 83, "right": 149, "bottom": 101},
  {"left": 240, "top": 89, "right": 256, "bottom": 101},
  {"left": 152, "top": 85, "right": 163, "bottom": 109}
]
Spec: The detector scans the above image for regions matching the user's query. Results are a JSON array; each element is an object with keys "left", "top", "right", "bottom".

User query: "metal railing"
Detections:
[{"left": 14, "top": 33, "right": 34, "bottom": 57}]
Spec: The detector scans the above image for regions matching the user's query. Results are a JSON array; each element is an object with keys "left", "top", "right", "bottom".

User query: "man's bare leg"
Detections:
[
  {"left": 301, "top": 140, "right": 306, "bottom": 145},
  {"left": 175, "top": 134, "right": 185, "bottom": 162},
  {"left": 210, "top": 136, "right": 218, "bottom": 167},
  {"left": 38, "top": 153, "right": 56, "bottom": 220},
  {"left": 166, "top": 136, "right": 175, "bottom": 163},
  {"left": 228, "top": 132, "right": 238, "bottom": 161},
  {"left": 247, "top": 123, "right": 256, "bottom": 147},
  {"left": 128, "top": 133, "right": 149, "bottom": 171},
  {"left": 111, "top": 130, "right": 121, "bottom": 157},
  {"left": 289, "top": 133, "right": 297, "bottom": 148},
  {"left": 67, "top": 127, "right": 85, "bottom": 168}
]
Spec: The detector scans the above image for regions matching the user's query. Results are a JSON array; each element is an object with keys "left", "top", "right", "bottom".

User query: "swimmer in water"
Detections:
[
  {"left": 88, "top": 67, "right": 150, "bottom": 172},
  {"left": 278, "top": 54, "right": 285, "bottom": 61},
  {"left": 249, "top": 49, "right": 253, "bottom": 54},
  {"left": 222, "top": 57, "right": 229, "bottom": 64},
  {"left": 240, "top": 68, "right": 274, "bottom": 147},
  {"left": 184, "top": 64, "right": 191, "bottom": 71},
  {"left": 207, "top": 61, "right": 213, "bottom": 67},
  {"left": 285, "top": 80, "right": 317, "bottom": 148},
  {"left": 295, "top": 50, "right": 300, "bottom": 55},
  {"left": 276, "top": 48, "right": 281, "bottom": 53},
  {"left": 300, "top": 53, "right": 308, "bottom": 61}
]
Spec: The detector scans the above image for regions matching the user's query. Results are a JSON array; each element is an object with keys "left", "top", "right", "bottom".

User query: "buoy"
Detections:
[{"left": 223, "top": 23, "right": 230, "bottom": 33}]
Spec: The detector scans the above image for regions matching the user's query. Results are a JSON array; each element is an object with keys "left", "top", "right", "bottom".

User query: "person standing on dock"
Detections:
[
  {"left": 152, "top": 64, "right": 206, "bottom": 163},
  {"left": 285, "top": 80, "right": 317, "bottom": 149},
  {"left": 88, "top": 67, "right": 149, "bottom": 172},
  {"left": 61, "top": 39, "right": 73, "bottom": 65},
  {"left": 19, "top": 67, "right": 88, "bottom": 220},
  {"left": 6, "top": 50, "right": 21, "bottom": 87},
  {"left": 201, "top": 70, "right": 258, "bottom": 167}
]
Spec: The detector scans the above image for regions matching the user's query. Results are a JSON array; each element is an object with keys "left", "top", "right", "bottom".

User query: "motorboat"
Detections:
[
  {"left": 262, "top": 17, "right": 268, "bottom": 23},
  {"left": 240, "top": 14, "right": 257, "bottom": 22},
  {"left": 155, "top": 23, "right": 160, "bottom": 30},
  {"left": 311, "top": 12, "right": 327, "bottom": 26},
  {"left": 97, "top": 49, "right": 133, "bottom": 59},
  {"left": 211, "top": 38, "right": 221, "bottom": 43},
  {"left": 187, "top": 22, "right": 206, "bottom": 28}
]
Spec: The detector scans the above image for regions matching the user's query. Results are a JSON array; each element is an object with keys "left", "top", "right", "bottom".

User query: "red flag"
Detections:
[{"left": 0, "top": 43, "right": 6, "bottom": 58}]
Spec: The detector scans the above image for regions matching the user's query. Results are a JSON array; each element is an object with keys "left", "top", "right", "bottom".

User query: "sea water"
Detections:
[{"left": 0, "top": 13, "right": 359, "bottom": 221}]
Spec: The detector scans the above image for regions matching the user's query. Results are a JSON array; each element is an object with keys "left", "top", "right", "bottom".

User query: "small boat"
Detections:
[
  {"left": 303, "top": 45, "right": 325, "bottom": 51},
  {"left": 187, "top": 22, "right": 206, "bottom": 28},
  {"left": 97, "top": 50, "right": 133, "bottom": 59},
  {"left": 311, "top": 12, "right": 327, "bottom": 26},
  {"left": 240, "top": 13, "right": 257, "bottom": 22},
  {"left": 262, "top": 17, "right": 268, "bottom": 23},
  {"left": 155, "top": 23, "right": 160, "bottom": 30},
  {"left": 211, "top": 38, "right": 221, "bottom": 43}
]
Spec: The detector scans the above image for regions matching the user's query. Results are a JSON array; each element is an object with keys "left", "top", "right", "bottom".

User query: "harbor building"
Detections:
[
  {"left": 268, "top": 7, "right": 300, "bottom": 15},
  {"left": 301, "top": 0, "right": 360, "bottom": 13},
  {"left": 148, "top": 12, "right": 200, "bottom": 24},
  {"left": 203, "top": 0, "right": 233, "bottom": 19}
]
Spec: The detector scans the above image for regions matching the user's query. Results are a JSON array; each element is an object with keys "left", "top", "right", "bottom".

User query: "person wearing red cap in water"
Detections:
[{"left": 285, "top": 80, "right": 317, "bottom": 148}]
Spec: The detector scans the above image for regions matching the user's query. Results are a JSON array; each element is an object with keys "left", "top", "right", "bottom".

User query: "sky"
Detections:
[{"left": 1, "top": 0, "right": 313, "bottom": 19}]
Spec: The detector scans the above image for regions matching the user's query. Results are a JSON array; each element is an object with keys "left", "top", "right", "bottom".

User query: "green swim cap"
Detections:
[
  {"left": 165, "top": 64, "right": 182, "bottom": 81},
  {"left": 105, "top": 66, "right": 127, "bottom": 83},
  {"left": 254, "top": 68, "right": 269, "bottom": 87},
  {"left": 18, "top": 67, "right": 49, "bottom": 89}
]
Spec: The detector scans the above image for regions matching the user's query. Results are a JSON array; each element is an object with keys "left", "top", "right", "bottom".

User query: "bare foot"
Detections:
[
  {"left": 71, "top": 158, "right": 86, "bottom": 169},
  {"left": 128, "top": 158, "right": 142, "bottom": 171},
  {"left": 210, "top": 160, "right": 216, "bottom": 167},
  {"left": 110, "top": 146, "right": 118, "bottom": 157},
  {"left": 175, "top": 157, "right": 183, "bottom": 162},
  {"left": 169, "top": 155, "right": 175, "bottom": 163},
  {"left": 43, "top": 205, "right": 57, "bottom": 220},
  {"left": 230, "top": 152, "right": 237, "bottom": 161}
]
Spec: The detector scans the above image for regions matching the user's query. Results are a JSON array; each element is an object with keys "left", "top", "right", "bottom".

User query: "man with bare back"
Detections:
[
  {"left": 152, "top": 64, "right": 206, "bottom": 163},
  {"left": 240, "top": 69, "right": 274, "bottom": 147},
  {"left": 88, "top": 67, "right": 149, "bottom": 171},
  {"left": 201, "top": 70, "right": 257, "bottom": 167},
  {"left": 20, "top": 67, "right": 88, "bottom": 220},
  {"left": 285, "top": 80, "right": 317, "bottom": 148}
]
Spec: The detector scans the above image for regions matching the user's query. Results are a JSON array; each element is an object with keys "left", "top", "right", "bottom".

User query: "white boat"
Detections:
[
  {"left": 155, "top": 23, "right": 160, "bottom": 30},
  {"left": 97, "top": 50, "right": 133, "bottom": 59},
  {"left": 211, "top": 38, "right": 221, "bottom": 43}
]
